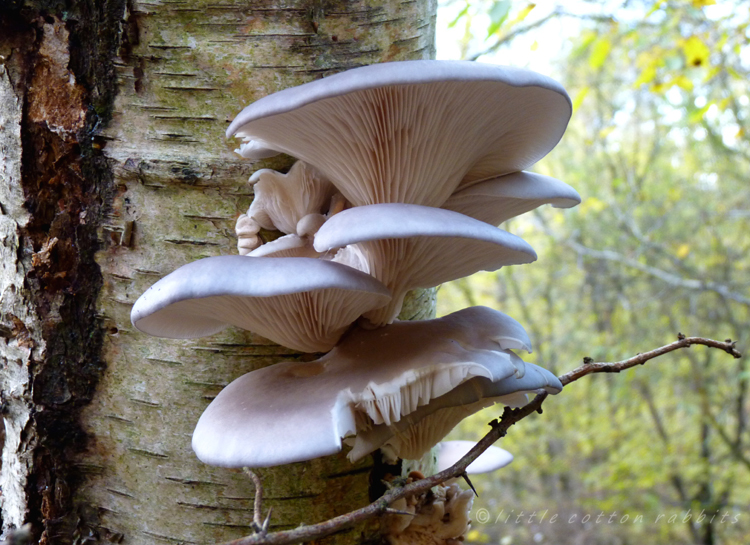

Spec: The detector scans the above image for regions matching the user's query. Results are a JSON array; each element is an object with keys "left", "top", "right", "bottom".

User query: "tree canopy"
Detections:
[{"left": 437, "top": 2, "right": 750, "bottom": 544}]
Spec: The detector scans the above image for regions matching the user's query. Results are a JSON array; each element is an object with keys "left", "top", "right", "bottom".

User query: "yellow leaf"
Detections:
[
  {"left": 703, "top": 65, "right": 721, "bottom": 82},
  {"left": 599, "top": 125, "right": 615, "bottom": 139},
  {"left": 508, "top": 3, "right": 536, "bottom": 27},
  {"left": 691, "top": 0, "right": 716, "bottom": 7},
  {"left": 651, "top": 80, "right": 667, "bottom": 94},
  {"left": 579, "top": 196, "right": 607, "bottom": 215},
  {"left": 682, "top": 35, "right": 710, "bottom": 67},
  {"left": 688, "top": 103, "right": 711, "bottom": 123},
  {"left": 646, "top": 0, "right": 666, "bottom": 16},
  {"left": 634, "top": 65, "right": 657, "bottom": 87},
  {"left": 672, "top": 74, "right": 694, "bottom": 91},
  {"left": 589, "top": 37, "right": 612, "bottom": 69},
  {"left": 466, "top": 529, "right": 490, "bottom": 543},
  {"left": 572, "top": 86, "right": 589, "bottom": 111},
  {"left": 727, "top": 67, "right": 743, "bottom": 79},
  {"left": 530, "top": 39, "right": 539, "bottom": 51},
  {"left": 676, "top": 244, "right": 691, "bottom": 259}
]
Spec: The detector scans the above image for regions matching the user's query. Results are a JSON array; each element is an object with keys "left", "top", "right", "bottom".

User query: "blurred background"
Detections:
[{"left": 434, "top": 1, "right": 750, "bottom": 544}]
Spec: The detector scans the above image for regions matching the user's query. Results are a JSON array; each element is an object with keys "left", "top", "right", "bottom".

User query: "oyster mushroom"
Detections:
[
  {"left": 130, "top": 255, "right": 391, "bottom": 353},
  {"left": 190, "top": 306, "right": 540, "bottom": 468},
  {"left": 314, "top": 204, "right": 537, "bottom": 325},
  {"left": 227, "top": 60, "right": 571, "bottom": 207},
  {"left": 442, "top": 170, "right": 581, "bottom": 226},
  {"left": 246, "top": 161, "right": 338, "bottom": 235}
]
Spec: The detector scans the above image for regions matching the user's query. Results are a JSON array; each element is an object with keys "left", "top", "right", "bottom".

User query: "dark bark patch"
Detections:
[{"left": 1, "top": 1, "right": 125, "bottom": 542}]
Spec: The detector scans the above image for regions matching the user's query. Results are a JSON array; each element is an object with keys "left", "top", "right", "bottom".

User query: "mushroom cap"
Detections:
[
  {"left": 442, "top": 171, "right": 582, "bottom": 225},
  {"left": 436, "top": 441, "right": 513, "bottom": 474},
  {"left": 130, "top": 255, "right": 391, "bottom": 353},
  {"left": 248, "top": 234, "right": 321, "bottom": 259},
  {"left": 227, "top": 60, "right": 571, "bottom": 207},
  {"left": 236, "top": 138, "right": 279, "bottom": 160},
  {"left": 314, "top": 204, "right": 537, "bottom": 325},
  {"left": 349, "top": 363, "right": 562, "bottom": 461},
  {"left": 191, "top": 306, "right": 533, "bottom": 468}
]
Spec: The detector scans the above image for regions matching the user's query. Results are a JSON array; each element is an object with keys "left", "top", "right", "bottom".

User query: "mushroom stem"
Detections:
[{"left": 328, "top": 193, "right": 347, "bottom": 217}]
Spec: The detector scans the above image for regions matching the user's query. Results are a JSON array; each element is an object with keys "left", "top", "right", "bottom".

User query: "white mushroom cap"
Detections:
[
  {"left": 436, "top": 440, "right": 513, "bottom": 474},
  {"left": 191, "top": 306, "right": 533, "bottom": 468},
  {"left": 247, "top": 161, "right": 337, "bottom": 235},
  {"left": 130, "top": 255, "right": 391, "bottom": 353},
  {"left": 235, "top": 137, "right": 279, "bottom": 160},
  {"left": 314, "top": 204, "right": 537, "bottom": 325},
  {"left": 442, "top": 171, "right": 582, "bottom": 225},
  {"left": 349, "top": 363, "right": 562, "bottom": 461},
  {"left": 247, "top": 215, "right": 328, "bottom": 259},
  {"left": 247, "top": 234, "right": 320, "bottom": 259},
  {"left": 227, "top": 60, "right": 571, "bottom": 207}
]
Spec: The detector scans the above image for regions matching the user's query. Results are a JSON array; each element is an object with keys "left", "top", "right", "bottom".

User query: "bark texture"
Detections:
[{"left": 1, "top": 1, "right": 437, "bottom": 544}]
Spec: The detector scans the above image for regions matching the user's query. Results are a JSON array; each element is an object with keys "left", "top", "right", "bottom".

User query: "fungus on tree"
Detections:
[
  {"left": 130, "top": 255, "right": 391, "bottom": 353},
  {"left": 190, "top": 307, "right": 561, "bottom": 468},
  {"left": 313, "top": 204, "right": 537, "bottom": 325},
  {"left": 349, "top": 361, "right": 562, "bottom": 462},
  {"left": 131, "top": 60, "right": 578, "bottom": 495},
  {"left": 382, "top": 474, "right": 475, "bottom": 545},
  {"left": 442, "top": 171, "right": 581, "bottom": 226},
  {"left": 226, "top": 60, "right": 571, "bottom": 207}
]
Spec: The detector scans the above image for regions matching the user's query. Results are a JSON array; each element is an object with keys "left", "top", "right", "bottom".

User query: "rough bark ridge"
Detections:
[
  {"left": 0, "top": 1, "right": 125, "bottom": 543},
  {"left": 2, "top": 1, "right": 437, "bottom": 544}
]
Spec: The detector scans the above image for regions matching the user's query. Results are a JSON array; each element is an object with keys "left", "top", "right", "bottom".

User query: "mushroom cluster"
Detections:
[
  {"left": 131, "top": 60, "right": 579, "bottom": 471},
  {"left": 382, "top": 471, "right": 476, "bottom": 545}
]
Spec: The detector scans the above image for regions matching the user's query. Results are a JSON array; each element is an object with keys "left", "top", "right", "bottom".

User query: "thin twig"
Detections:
[
  {"left": 559, "top": 336, "right": 741, "bottom": 386},
  {"left": 220, "top": 336, "right": 741, "bottom": 545},
  {"left": 243, "top": 468, "right": 270, "bottom": 535}
]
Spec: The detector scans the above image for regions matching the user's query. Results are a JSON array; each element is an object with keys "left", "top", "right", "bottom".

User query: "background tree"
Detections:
[
  {"left": 0, "top": 1, "right": 437, "bottom": 544},
  {"left": 439, "top": 1, "right": 749, "bottom": 544}
]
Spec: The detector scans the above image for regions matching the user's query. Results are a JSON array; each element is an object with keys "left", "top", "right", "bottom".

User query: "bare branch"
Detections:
[
  {"left": 219, "top": 336, "right": 741, "bottom": 545},
  {"left": 468, "top": 12, "right": 557, "bottom": 61},
  {"left": 559, "top": 335, "right": 741, "bottom": 386},
  {"left": 468, "top": 9, "right": 617, "bottom": 61},
  {"left": 566, "top": 239, "right": 750, "bottom": 306}
]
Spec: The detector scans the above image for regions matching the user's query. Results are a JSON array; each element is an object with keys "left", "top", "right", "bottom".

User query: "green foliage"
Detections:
[{"left": 438, "top": 1, "right": 750, "bottom": 544}]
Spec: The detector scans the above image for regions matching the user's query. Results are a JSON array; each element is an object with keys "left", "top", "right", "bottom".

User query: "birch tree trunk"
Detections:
[{"left": 0, "top": 2, "right": 437, "bottom": 544}]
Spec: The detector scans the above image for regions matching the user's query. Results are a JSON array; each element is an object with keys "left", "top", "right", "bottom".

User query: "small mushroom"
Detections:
[
  {"left": 314, "top": 204, "right": 537, "bottom": 325},
  {"left": 436, "top": 440, "right": 513, "bottom": 474},
  {"left": 246, "top": 161, "right": 338, "bottom": 235},
  {"left": 227, "top": 60, "right": 571, "bottom": 207},
  {"left": 383, "top": 481, "right": 474, "bottom": 545},
  {"left": 247, "top": 214, "right": 328, "bottom": 259},
  {"left": 130, "top": 255, "right": 391, "bottom": 353},
  {"left": 235, "top": 214, "right": 262, "bottom": 255},
  {"left": 235, "top": 137, "right": 278, "bottom": 160},
  {"left": 442, "top": 171, "right": 582, "bottom": 226},
  {"left": 191, "top": 306, "right": 536, "bottom": 468}
]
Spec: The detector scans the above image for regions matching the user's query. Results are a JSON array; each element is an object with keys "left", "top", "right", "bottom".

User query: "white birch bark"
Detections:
[{"left": 1, "top": 2, "right": 437, "bottom": 543}]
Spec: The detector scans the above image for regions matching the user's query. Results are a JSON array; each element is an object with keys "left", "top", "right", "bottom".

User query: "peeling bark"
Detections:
[{"left": 1, "top": 1, "right": 437, "bottom": 544}]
